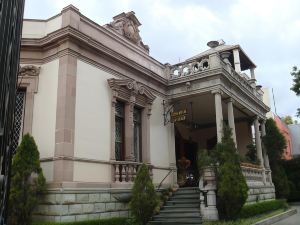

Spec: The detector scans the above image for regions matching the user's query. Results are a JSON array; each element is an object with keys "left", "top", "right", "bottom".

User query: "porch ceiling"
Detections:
[{"left": 172, "top": 93, "right": 255, "bottom": 126}]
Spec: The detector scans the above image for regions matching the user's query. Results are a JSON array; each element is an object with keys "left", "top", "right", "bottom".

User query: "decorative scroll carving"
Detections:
[
  {"left": 108, "top": 78, "right": 156, "bottom": 104},
  {"left": 106, "top": 11, "right": 149, "bottom": 53},
  {"left": 19, "top": 65, "right": 41, "bottom": 76}
]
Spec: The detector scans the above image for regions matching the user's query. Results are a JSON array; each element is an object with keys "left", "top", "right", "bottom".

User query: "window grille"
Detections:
[
  {"left": 11, "top": 90, "right": 25, "bottom": 154},
  {"left": 115, "top": 101, "right": 124, "bottom": 161},
  {"left": 133, "top": 107, "right": 142, "bottom": 162}
]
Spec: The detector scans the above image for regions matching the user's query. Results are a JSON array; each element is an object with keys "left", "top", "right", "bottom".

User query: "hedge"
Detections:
[
  {"left": 238, "top": 199, "right": 288, "bottom": 219},
  {"left": 32, "top": 217, "right": 130, "bottom": 225}
]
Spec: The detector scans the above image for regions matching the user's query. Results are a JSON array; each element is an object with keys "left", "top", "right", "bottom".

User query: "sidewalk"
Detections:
[{"left": 273, "top": 204, "right": 300, "bottom": 225}]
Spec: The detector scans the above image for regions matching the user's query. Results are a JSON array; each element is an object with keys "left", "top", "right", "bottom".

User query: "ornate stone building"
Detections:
[{"left": 18, "top": 5, "right": 275, "bottom": 222}]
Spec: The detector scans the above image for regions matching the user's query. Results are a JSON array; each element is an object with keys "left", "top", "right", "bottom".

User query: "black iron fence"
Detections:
[{"left": 0, "top": 0, "right": 25, "bottom": 224}]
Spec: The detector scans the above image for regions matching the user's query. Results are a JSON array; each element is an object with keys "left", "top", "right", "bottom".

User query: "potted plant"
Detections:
[{"left": 177, "top": 156, "right": 191, "bottom": 187}]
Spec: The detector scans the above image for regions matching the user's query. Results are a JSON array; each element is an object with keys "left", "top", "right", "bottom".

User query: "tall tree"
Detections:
[
  {"left": 282, "top": 116, "right": 293, "bottom": 125},
  {"left": 215, "top": 126, "right": 248, "bottom": 220},
  {"left": 8, "top": 134, "right": 46, "bottom": 225},
  {"left": 290, "top": 66, "right": 300, "bottom": 117},
  {"left": 262, "top": 119, "right": 289, "bottom": 198}
]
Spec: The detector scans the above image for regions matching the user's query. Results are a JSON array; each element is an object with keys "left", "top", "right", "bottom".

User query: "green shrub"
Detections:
[
  {"left": 215, "top": 126, "right": 248, "bottom": 220},
  {"left": 129, "top": 163, "right": 159, "bottom": 225},
  {"left": 238, "top": 199, "right": 288, "bottom": 219},
  {"left": 9, "top": 134, "right": 46, "bottom": 225},
  {"left": 32, "top": 217, "right": 129, "bottom": 225},
  {"left": 282, "top": 157, "right": 300, "bottom": 202}
]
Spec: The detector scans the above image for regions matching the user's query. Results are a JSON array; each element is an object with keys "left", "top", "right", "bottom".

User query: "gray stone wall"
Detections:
[
  {"left": 246, "top": 185, "right": 276, "bottom": 203},
  {"left": 33, "top": 189, "right": 130, "bottom": 222}
]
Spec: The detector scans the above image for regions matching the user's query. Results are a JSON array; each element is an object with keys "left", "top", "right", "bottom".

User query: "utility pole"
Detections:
[{"left": 0, "top": 1, "right": 25, "bottom": 224}]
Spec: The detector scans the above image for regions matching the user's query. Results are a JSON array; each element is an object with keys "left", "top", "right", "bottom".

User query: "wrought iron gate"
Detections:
[{"left": 0, "top": 0, "right": 25, "bottom": 224}]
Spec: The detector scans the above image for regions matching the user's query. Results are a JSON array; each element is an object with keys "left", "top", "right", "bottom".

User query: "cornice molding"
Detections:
[{"left": 21, "top": 26, "right": 168, "bottom": 86}]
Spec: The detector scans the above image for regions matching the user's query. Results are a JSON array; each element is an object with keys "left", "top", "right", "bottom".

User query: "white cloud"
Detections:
[{"left": 24, "top": 0, "right": 300, "bottom": 117}]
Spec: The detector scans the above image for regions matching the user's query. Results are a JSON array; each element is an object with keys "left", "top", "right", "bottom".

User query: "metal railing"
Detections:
[{"left": 0, "top": 1, "right": 25, "bottom": 224}]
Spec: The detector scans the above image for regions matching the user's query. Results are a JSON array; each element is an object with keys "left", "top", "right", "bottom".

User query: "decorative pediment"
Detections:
[
  {"left": 108, "top": 78, "right": 156, "bottom": 103},
  {"left": 106, "top": 11, "right": 149, "bottom": 53},
  {"left": 19, "top": 65, "right": 41, "bottom": 76}
]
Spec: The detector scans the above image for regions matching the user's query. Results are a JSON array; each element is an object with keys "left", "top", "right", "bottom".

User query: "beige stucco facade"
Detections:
[{"left": 17, "top": 5, "right": 275, "bottom": 222}]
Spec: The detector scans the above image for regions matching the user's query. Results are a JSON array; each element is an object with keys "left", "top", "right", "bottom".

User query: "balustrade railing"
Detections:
[
  {"left": 112, "top": 161, "right": 153, "bottom": 183},
  {"left": 241, "top": 164, "right": 264, "bottom": 183},
  {"left": 169, "top": 53, "right": 263, "bottom": 101},
  {"left": 170, "top": 57, "right": 210, "bottom": 79}
]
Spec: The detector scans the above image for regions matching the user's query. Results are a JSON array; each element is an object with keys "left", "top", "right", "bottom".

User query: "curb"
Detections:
[{"left": 252, "top": 208, "right": 297, "bottom": 225}]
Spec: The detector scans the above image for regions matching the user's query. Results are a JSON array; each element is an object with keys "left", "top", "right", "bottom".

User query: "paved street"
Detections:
[{"left": 274, "top": 204, "right": 300, "bottom": 225}]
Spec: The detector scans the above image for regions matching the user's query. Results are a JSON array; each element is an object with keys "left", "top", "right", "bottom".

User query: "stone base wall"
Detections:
[
  {"left": 33, "top": 188, "right": 131, "bottom": 222},
  {"left": 246, "top": 184, "right": 276, "bottom": 203}
]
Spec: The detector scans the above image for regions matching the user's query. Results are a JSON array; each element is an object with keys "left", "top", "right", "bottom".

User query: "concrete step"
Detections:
[
  {"left": 153, "top": 216, "right": 202, "bottom": 222},
  {"left": 160, "top": 208, "right": 200, "bottom": 213},
  {"left": 171, "top": 194, "right": 199, "bottom": 199},
  {"left": 163, "top": 205, "right": 199, "bottom": 210},
  {"left": 157, "top": 211, "right": 201, "bottom": 217},
  {"left": 149, "top": 187, "right": 202, "bottom": 225}
]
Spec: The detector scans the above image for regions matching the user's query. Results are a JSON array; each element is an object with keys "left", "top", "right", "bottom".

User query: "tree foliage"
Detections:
[
  {"left": 8, "top": 134, "right": 46, "bottom": 225},
  {"left": 263, "top": 119, "right": 286, "bottom": 162},
  {"left": 290, "top": 66, "right": 300, "bottom": 117},
  {"left": 215, "top": 126, "right": 248, "bottom": 220},
  {"left": 129, "top": 164, "right": 159, "bottom": 225},
  {"left": 262, "top": 119, "right": 289, "bottom": 198},
  {"left": 245, "top": 143, "right": 259, "bottom": 164},
  {"left": 282, "top": 157, "right": 300, "bottom": 201},
  {"left": 282, "top": 116, "right": 293, "bottom": 125}
]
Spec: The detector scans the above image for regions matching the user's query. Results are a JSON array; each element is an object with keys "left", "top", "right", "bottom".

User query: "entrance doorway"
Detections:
[{"left": 175, "top": 132, "right": 199, "bottom": 187}]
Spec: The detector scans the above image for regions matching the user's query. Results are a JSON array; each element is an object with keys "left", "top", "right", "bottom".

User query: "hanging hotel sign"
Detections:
[{"left": 170, "top": 109, "right": 188, "bottom": 123}]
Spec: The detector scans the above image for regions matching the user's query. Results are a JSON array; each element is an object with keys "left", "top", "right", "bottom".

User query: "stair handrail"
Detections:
[{"left": 156, "top": 168, "right": 175, "bottom": 190}]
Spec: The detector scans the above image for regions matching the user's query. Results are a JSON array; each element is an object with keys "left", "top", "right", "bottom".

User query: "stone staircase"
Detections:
[{"left": 150, "top": 187, "right": 202, "bottom": 225}]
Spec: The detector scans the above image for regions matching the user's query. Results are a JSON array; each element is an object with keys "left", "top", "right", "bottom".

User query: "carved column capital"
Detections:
[{"left": 211, "top": 90, "right": 223, "bottom": 96}]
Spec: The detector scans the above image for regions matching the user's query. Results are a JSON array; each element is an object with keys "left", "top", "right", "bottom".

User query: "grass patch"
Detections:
[{"left": 31, "top": 217, "right": 129, "bottom": 225}]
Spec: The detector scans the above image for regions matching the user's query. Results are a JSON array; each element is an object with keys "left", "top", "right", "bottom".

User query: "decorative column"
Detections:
[
  {"left": 254, "top": 117, "right": 266, "bottom": 183},
  {"left": 249, "top": 67, "right": 257, "bottom": 88},
  {"left": 226, "top": 98, "right": 237, "bottom": 147},
  {"left": 250, "top": 68, "right": 256, "bottom": 79},
  {"left": 233, "top": 49, "right": 241, "bottom": 73},
  {"left": 125, "top": 95, "right": 135, "bottom": 161},
  {"left": 212, "top": 90, "right": 223, "bottom": 142}
]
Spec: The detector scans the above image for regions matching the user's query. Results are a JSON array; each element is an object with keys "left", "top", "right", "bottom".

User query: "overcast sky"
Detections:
[{"left": 24, "top": 0, "right": 300, "bottom": 121}]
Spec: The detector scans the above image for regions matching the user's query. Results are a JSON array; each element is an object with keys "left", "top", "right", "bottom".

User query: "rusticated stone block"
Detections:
[
  {"left": 100, "top": 193, "right": 110, "bottom": 202},
  {"left": 100, "top": 212, "right": 111, "bottom": 219},
  {"left": 76, "top": 194, "right": 89, "bottom": 203},
  {"left": 62, "top": 194, "right": 76, "bottom": 204},
  {"left": 88, "top": 213, "right": 100, "bottom": 220},
  {"left": 69, "top": 204, "right": 82, "bottom": 215},
  {"left": 95, "top": 203, "right": 105, "bottom": 212},
  {"left": 76, "top": 214, "right": 89, "bottom": 221},
  {"left": 48, "top": 205, "right": 68, "bottom": 216},
  {"left": 60, "top": 215, "right": 76, "bottom": 222},
  {"left": 89, "top": 193, "right": 100, "bottom": 202},
  {"left": 111, "top": 211, "right": 120, "bottom": 217},
  {"left": 105, "top": 202, "right": 116, "bottom": 211},
  {"left": 44, "top": 194, "right": 57, "bottom": 204},
  {"left": 82, "top": 204, "right": 94, "bottom": 213}
]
